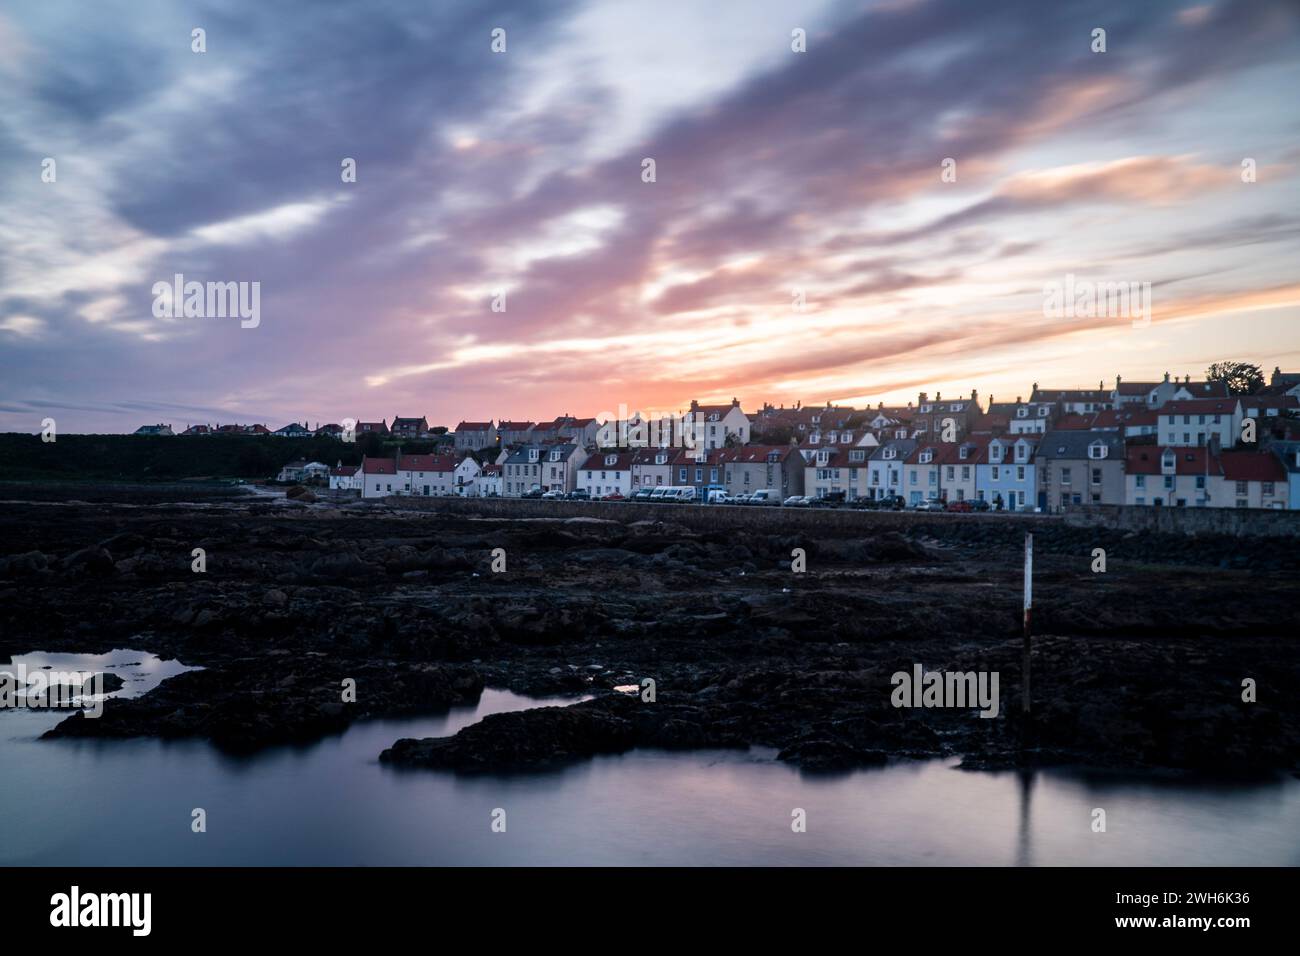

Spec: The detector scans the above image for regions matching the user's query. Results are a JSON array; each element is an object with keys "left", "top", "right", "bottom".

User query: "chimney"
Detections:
[
  {"left": 1116, "top": 375, "right": 1122, "bottom": 389},
  {"left": 970, "top": 388, "right": 978, "bottom": 401},
  {"left": 936, "top": 391, "right": 942, "bottom": 401},
  {"left": 919, "top": 392, "right": 928, "bottom": 403},
  {"left": 1163, "top": 371, "right": 1170, "bottom": 383},
  {"left": 1185, "top": 374, "right": 1190, "bottom": 384}
]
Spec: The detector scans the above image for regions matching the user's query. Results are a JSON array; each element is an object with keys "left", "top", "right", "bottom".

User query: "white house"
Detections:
[
  {"left": 397, "top": 454, "right": 459, "bottom": 496},
  {"left": 681, "top": 399, "right": 751, "bottom": 449},
  {"left": 1156, "top": 399, "right": 1241, "bottom": 448},
  {"left": 578, "top": 451, "right": 635, "bottom": 497},
  {"left": 328, "top": 463, "right": 360, "bottom": 492},
  {"left": 360, "top": 456, "right": 398, "bottom": 499},
  {"left": 454, "top": 455, "right": 482, "bottom": 495},
  {"left": 475, "top": 463, "right": 503, "bottom": 497},
  {"left": 866, "top": 439, "right": 916, "bottom": 500}
]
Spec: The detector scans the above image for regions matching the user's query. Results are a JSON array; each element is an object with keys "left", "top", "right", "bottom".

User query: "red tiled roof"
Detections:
[
  {"left": 497, "top": 421, "right": 534, "bottom": 430},
  {"left": 1125, "top": 446, "right": 1216, "bottom": 476},
  {"left": 581, "top": 451, "right": 636, "bottom": 471},
  {"left": 1053, "top": 413, "right": 1095, "bottom": 429},
  {"left": 1220, "top": 451, "right": 1285, "bottom": 482},
  {"left": 397, "top": 454, "right": 457, "bottom": 472},
  {"left": 720, "top": 445, "right": 799, "bottom": 464},
  {"left": 1116, "top": 381, "right": 1161, "bottom": 395},
  {"left": 361, "top": 456, "right": 396, "bottom": 475},
  {"left": 456, "top": 421, "right": 493, "bottom": 430},
  {"left": 1157, "top": 399, "right": 1239, "bottom": 416},
  {"left": 329, "top": 465, "right": 358, "bottom": 476},
  {"left": 1091, "top": 408, "right": 1156, "bottom": 428}
]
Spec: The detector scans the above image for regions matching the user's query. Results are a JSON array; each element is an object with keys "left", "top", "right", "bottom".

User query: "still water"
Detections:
[{"left": 3, "top": 650, "right": 1298, "bottom": 866}]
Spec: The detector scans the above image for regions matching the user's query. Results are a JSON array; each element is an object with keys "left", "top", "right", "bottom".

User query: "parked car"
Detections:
[
  {"left": 877, "top": 494, "right": 905, "bottom": 510},
  {"left": 568, "top": 489, "right": 591, "bottom": 500},
  {"left": 521, "top": 488, "right": 544, "bottom": 499},
  {"left": 969, "top": 498, "right": 991, "bottom": 512},
  {"left": 912, "top": 497, "right": 945, "bottom": 511},
  {"left": 601, "top": 492, "right": 625, "bottom": 501},
  {"left": 807, "top": 495, "right": 839, "bottom": 509},
  {"left": 749, "top": 489, "right": 782, "bottom": 506},
  {"left": 706, "top": 489, "right": 731, "bottom": 504},
  {"left": 732, "top": 493, "right": 752, "bottom": 505},
  {"left": 783, "top": 495, "right": 809, "bottom": 507},
  {"left": 632, "top": 488, "right": 655, "bottom": 501},
  {"left": 946, "top": 499, "right": 973, "bottom": 513},
  {"left": 541, "top": 490, "right": 564, "bottom": 500}
]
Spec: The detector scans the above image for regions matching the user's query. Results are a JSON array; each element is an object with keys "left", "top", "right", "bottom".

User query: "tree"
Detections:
[{"left": 1206, "top": 361, "right": 1264, "bottom": 396}]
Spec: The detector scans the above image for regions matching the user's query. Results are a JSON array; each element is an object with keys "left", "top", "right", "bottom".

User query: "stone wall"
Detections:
[{"left": 385, "top": 495, "right": 1300, "bottom": 539}]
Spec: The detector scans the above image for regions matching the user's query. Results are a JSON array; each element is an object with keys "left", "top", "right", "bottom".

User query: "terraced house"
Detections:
[
  {"left": 1034, "top": 430, "right": 1125, "bottom": 511},
  {"left": 723, "top": 445, "right": 804, "bottom": 499},
  {"left": 977, "top": 435, "right": 1038, "bottom": 511},
  {"left": 803, "top": 444, "right": 871, "bottom": 500},
  {"left": 866, "top": 439, "right": 916, "bottom": 500},
  {"left": 454, "top": 421, "right": 497, "bottom": 451},
  {"left": 1156, "top": 399, "right": 1242, "bottom": 448},
  {"left": 681, "top": 399, "right": 751, "bottom": 449},
  {"left": 578, "top": 451, "right": 635, "bottom": 498},
  {"left": 939, "top": 436, "right": 988, "bottom": 503}
]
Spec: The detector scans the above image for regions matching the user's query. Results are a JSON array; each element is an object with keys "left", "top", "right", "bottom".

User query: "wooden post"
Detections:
[{"left": 1022, "top": 532, "right": 1033, "bottom": 714}]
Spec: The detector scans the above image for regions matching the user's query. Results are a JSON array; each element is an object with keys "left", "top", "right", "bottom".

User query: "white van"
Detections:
[{"left": 660, "top": 486, "right": 697, "bottom": 502}]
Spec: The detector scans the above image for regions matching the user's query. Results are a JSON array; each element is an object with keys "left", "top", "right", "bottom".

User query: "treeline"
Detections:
[{"left": 0, "top": 433, "right": 366, "bottom": 481}]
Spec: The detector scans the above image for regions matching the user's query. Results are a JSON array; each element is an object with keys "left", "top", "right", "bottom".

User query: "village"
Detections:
[{"left": 132, "top": 366, "right": 1300, "bottom": 513}]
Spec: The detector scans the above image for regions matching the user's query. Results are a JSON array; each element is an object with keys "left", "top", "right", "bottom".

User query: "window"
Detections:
[
  {"left": 910, "top": 472, "right": 917, "bottom": 484},
  {"left": 1164, "top": 476, "right": 1174, "bottom": 489},
  {"left": 679, "top": 468, "right": 687, "bottom": 481},
  {"left": 991, "top": 466, "right": 1000, "bottom": 480},
  {"left": 1017, "top": 466, "right": 1025, "bottom": 481},
  {"left": 1236, "top": 481, "right": 1247, "bottom": 494},
  {"left": 946, "top": 466, "right": 954, "bottom": 480},
  {"left": 1091, "top": 468, "right": 1101, "bottom": 485},
  {"left": 1263, "top": 482, "right": 1275, "bottom": 495},
  {"left": 962, "top": 466, "right": 970, "bottom": 480},
  {"left": 1195, "top": 476, "right": 1205, "bottom": 489},
  {"left": 1061, "top": 467, "right": 1072, "bottom": 485}
]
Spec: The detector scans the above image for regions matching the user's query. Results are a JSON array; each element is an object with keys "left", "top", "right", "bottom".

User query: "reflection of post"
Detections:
[
  {"left": 1015, "top": 770, "right": 1035, "bottom": 867},
  {"left": 1022, "top": 532, "right": 1033, "bottom": 714}
]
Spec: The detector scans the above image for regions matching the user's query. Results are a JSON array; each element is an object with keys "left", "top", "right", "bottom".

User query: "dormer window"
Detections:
[
  {"left": 921, "top": 404, "right": 932, "bottom": 413},
  {"left": 951, "top": 402, "right": 963, "bottom": 411},
  {"left": 919, "top": 450, "right": 933, "bottom": 464},
  {"left": 990, "top": 444, "right": 1003, "bottom": 463},
  {"left": 528, "top": 449, "right": 539, "bottom": 462},
  {"left": 1015, "top": 444, "right": 1028, "bottom": 462},
  {"left": 605, "top": 454, "right": 617, "bottom": 466},
  {"left": 655, "top": 453, "right": 667, "bottom": 465},
  {"left": 959, "top": 446, "right": 969, "bottom": 460},
  {"left": 1088, "top": 443, "right": 1108, "bottom": 460},
  {"left": 1038, "top": 406, "right": 1049, "bottom": 416},
  {"left": 883, "top": 447, "right": 896, "bottom": 460},
  {"left": 1161, "top": 451, "right": 1176, "bottom": 473},
  {"left": 549, "top": 449, "right": 562, "bottom": 461},
  {"left": 1017, "top": 408, "right": 1028, "bottom": 418},
  {"left": 850, "top": 450, "right": 866, "bottom": 462}
]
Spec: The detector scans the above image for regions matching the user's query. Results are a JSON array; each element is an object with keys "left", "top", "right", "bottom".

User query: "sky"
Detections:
[{"left": 1, "top": 0, "right": 1299, "bottom": 434}]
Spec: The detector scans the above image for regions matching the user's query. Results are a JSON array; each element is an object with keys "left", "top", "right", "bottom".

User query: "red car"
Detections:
[
  {"left": 602, "top": 492, "right": 626, "bottom": 501},
  {"left": 945, "top": 499, "right": 973, "bottom": 513}
]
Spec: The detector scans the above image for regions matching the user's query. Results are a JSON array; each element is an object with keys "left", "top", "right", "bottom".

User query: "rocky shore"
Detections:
[{"left": 2, "top": 483, "right": 1297, "bottom": 775}]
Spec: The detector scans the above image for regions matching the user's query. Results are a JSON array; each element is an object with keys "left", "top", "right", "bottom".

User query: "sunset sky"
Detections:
[{"left": 2, "top": 0, "right": 1299, "bottom": 433}]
